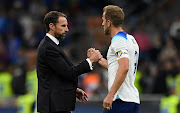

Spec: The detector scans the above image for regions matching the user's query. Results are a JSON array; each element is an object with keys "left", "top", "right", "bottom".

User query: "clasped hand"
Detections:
[{"left": 87, "top": 48, "right": 102, "bottom": 63}]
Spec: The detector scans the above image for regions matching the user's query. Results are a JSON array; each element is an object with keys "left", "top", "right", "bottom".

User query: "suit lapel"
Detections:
[
  {"left": 45, "top": 36, "right": 73, "bottom": 66},
  {"left": 58, "top": 45, "right": 74, "bottom": 66}
]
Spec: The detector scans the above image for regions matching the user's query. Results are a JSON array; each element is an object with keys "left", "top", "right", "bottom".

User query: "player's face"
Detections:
[
  {"left": 102, "top": 12, "right": 110, "bottom": 35},
  {"left": 54, "top": 17, "right": 69, "bottom": 40}
]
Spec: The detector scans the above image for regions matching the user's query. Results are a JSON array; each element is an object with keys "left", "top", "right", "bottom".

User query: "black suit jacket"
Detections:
[{"left": 36, "top": 36, "right": 91, "bottom": 113}]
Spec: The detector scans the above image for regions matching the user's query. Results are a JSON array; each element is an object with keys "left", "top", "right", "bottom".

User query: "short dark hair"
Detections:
[
  {"left": 43, "top": 11, "right": 67, "bottom": 32},
  {"left": 103, "top": 5, "right": 124, "bottom": 27}
]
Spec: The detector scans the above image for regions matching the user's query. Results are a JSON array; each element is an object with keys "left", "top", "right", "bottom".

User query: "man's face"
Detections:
[
  {"left": 54, "top": 16, "right": 69, "bottom": 40},
  {"left": 102, "top": 12, "right": 110, "bottom": 35}
]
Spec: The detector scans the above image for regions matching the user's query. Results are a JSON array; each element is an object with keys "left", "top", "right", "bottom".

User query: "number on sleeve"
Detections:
[{"left": 134, "top": 51, "right": 138, "bottom": 75}]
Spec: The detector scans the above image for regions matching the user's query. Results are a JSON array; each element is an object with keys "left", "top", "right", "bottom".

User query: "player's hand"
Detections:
[
  {"left": 90, "top": 50, "right": 102, "bottom": 62},
  {"left": 76, "top": 88, "right": 88, "bottom": 103},
  {"left": 87, "top": 48, "right": 103, "bottom": 60},
  {"left": 103, "top": 94, "right": 114, "bottom": 111}
]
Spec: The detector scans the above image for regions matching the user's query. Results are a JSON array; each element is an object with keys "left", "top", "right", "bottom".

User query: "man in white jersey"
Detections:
[{"left": 88, "top": 5, "right": 140, "bottom": 113}]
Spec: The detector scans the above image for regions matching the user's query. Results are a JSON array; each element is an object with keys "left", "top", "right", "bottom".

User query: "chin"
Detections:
[{"left": 105, "top": 32, "right": 110, "bottom": 35}]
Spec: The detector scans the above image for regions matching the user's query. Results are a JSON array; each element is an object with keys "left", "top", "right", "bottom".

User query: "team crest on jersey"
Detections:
[{"left": 116, "top": 51, "right": 122, "bottom": 58}]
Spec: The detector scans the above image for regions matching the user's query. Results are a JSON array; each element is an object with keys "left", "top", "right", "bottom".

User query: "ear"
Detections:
[
  {"left": 49, "top": 23, "right": 55, "bottom": 31},
  {"left": 107, "top": 20, "right": 111, "bottom": 27}
]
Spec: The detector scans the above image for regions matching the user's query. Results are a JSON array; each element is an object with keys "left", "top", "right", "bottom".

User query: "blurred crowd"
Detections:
[{"left": 0, "top": 0, "right": 180, "bottom": 113}]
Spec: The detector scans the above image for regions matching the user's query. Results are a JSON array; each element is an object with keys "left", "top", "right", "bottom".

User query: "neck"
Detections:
[
  {"left": 110, "top": 27, "right": 123, "bottom": 38},
  {"left": 48, "top": 31, "right": 55, "bottom": 38}
]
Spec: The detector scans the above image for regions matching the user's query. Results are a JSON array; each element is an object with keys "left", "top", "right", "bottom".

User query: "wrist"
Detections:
[
  {"left": 107, "top": 92, "right": 114, "bottom": 98},
  {"left": 98, "top": 57, "right": 102, "bottom": 63},
  {"left": 89, "top": 57, "right": 94, "bottom": 63}
]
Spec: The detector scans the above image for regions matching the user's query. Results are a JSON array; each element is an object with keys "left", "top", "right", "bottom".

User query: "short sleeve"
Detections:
[{"left": 111, "top": 35, "right": 129, "bottom": 59}]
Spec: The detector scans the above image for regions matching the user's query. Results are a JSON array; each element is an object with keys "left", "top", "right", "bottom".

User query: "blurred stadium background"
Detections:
[{"left": 0, "top": 0, "right": 180, "bottom": 113}]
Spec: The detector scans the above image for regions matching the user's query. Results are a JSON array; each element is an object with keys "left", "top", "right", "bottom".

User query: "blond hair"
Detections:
[{"left": 103, "top": 5, "right": 124, "bottom": 27}]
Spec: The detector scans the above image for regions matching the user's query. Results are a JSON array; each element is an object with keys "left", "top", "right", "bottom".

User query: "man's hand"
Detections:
[
  {"left": 87, "top": 48, "right": 95, "bottom": 58},
  {"left": 76, "top": 88, "right": 88, "bottom": 103},
  {"left": 103, "top": 94, "right": 114, "bottom": 111},
  {"left": 88, "top": 48, "right": 108, "bottom": 69},
  {"left": 87, "top": 48, "right": 102, "bottom": 63}
]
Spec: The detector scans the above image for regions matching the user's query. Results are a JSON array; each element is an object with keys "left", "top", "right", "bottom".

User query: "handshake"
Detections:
[{"left": 87, "top": 48, "right": 103, "bottom": 63}]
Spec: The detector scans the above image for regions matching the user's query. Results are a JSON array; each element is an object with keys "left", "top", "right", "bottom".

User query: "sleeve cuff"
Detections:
[{"left": 86, "top": 58, "right": 93, "bottom": 70}]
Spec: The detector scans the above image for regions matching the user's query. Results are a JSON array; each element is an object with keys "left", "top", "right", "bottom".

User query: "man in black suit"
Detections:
[{"left": 36, "top": 11, "right": 101, "bottom": 113}]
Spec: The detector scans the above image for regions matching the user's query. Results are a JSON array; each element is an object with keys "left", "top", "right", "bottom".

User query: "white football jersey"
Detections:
[{"left": 107, "top": 31, "right": 140, "bottom": 104}]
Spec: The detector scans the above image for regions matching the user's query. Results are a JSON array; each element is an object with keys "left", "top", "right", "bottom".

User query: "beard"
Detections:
[
  {"left": 55, "top": 32, "right": 65, "bottom": 41},
  {"left": 104, "top": 27, "right": 110, "bottom": 35}
]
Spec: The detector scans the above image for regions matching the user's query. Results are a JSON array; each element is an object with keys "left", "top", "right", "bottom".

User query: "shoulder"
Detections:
[
  {"left": 39, "top": 36, "right": 58, "bottom": 50},
  {"left": 112, "top": 32, "right": 127, "bottom": 43},
  {"left": 111, "top": 32, "right": 128, "bottom": 47},
  {"left": 127, "top": 34, "right": 139, "bottom": 46},
  {"left": 127, "top": 34, "right": 134, "bottom": 39},
  {"left": 37, "top": 37, "right": 57, "bottom": 56}
]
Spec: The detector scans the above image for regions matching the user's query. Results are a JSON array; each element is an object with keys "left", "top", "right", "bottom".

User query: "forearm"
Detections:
[
  {"left": 64, "top": 60, "right": 91, "bottom": 79},
  {"left": 98, "top": 58, "right": 108, "bottom": 69},
  {"left": 46, "top": 56, "right": 90, "bottom": 80}
]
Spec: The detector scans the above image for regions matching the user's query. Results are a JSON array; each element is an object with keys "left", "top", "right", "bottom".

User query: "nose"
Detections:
[{"left": 66, "top": 27, "right": 69, "bottom": 32}]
